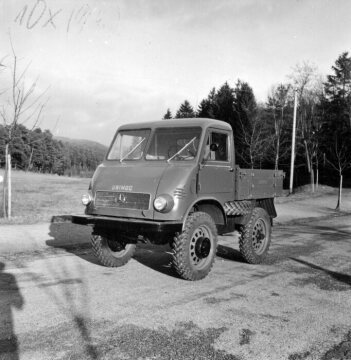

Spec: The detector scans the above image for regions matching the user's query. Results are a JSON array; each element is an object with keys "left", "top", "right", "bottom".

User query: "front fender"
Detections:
[
  {"left": 153, "top": 164, "right": 198, "bottom": 221},
  {"left": 182, "top": 197, "right": 227, "bottom": 230}
]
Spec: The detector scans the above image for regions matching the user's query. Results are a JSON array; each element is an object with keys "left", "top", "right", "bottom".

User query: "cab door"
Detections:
[{"left": 197, "top": 129, "right": 234, "bottom": 197}]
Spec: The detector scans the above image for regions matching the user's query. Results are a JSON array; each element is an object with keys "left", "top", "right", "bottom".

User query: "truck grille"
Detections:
[{"left": 95, "top": 191, "right": 150, "bottom": 210}]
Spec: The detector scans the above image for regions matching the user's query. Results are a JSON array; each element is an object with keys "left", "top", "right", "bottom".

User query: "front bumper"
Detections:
[{"left": 71, "top": 214, "right": 182, "bottom": 237}]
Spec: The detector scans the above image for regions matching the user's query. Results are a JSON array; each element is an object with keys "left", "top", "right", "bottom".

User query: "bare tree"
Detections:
[
  {"left": 0, "top": 42, "right": 48, "bottom": 218},
  {"left": 237, "top": 113, "right": 268, "bottom": 169},
  {"left": 324, "top": 132, "right": 351, "bottom": 210},
  {"left": 288, "top": 62, "right": 323, "bottom": 192},
  {"left": 266, "top": 84, "right": 292, "bottom": 170}
]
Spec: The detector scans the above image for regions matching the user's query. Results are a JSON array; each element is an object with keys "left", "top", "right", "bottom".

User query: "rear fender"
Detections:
[
  {"left": 257, "top": 198, "right": 277, "bottom": 218},
  {"left": 234, "top": 198, "right": 276, "bottom": 226}
]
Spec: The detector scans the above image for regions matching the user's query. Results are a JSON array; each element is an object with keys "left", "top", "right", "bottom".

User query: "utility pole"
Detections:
[{"left": 289, "top": 88, "right": 298, "bottom": 194}]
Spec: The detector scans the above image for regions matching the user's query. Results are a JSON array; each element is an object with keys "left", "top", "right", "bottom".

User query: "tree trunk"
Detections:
[
  {"left": 2, "top": 144, "right": 10, "bottom": 218},
  {"left": 275, "top": 136, "right": 280, "bottom": 170},
  {"left": 303, "top": 139, "right": 314, "bottom": 192},
  {"left": 335, "top": 173, "right": 343, "bottom": 210},
  {"left": 2, "top": 146, "right": 8, "bottom": 217},
  {"left": 316, "top": 167, "right": 319, "bottom": 190},
  {"left": 26, "top": 147, "right": 34, "bottom": 172},
  {"left": 7, "top": 154, "right": 11, "bottom": 218}
]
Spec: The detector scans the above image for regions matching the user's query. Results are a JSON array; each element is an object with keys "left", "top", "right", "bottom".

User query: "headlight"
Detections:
[
  {"left": 81, "top": 193, "right": 92, "bottom": 206},
  {"left": 153, "top": 194, "right": 174, "bottom": 213}
]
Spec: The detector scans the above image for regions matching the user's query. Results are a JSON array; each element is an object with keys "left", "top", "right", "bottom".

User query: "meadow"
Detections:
[{"left": 0, "top": 170, "right": 90, "bottom": 224}]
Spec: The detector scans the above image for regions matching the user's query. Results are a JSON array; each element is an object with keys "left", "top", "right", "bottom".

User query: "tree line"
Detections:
[
  {"left": 163, "top": 52, "right": 351, "bottom": 203},
  {"left": 0, "top": 124, "right": 107, "bottom": 176}
]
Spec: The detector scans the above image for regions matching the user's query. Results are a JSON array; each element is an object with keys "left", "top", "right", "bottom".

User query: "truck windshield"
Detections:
[
  {"left": 107, "top": 129, "right": 150, "bottom": 161},
  {"left": 145, "top": 127, "right": 202, "bottom": 161}
]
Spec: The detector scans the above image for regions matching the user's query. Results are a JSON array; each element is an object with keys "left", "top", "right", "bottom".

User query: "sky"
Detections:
[{"left": 0, "top": 0, "right": 351, "bottom": 145}]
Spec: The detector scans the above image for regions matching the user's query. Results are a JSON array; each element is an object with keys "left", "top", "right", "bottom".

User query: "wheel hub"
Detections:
[
  {"left": 253, "top": 220, "right": 266, "bottom": 252},
  {"left": 195, "top": 237, "right": 211, "bottom": 259}
]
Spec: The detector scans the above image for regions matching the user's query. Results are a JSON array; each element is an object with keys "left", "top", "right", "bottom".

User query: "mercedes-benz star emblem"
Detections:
[{"left": 117, "top": 193, "right": 126, "bottom": 203}]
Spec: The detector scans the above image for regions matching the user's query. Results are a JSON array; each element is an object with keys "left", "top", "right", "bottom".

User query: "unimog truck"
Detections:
[{"left": 72, "top": 118, "right": 284, "bottom": 280}]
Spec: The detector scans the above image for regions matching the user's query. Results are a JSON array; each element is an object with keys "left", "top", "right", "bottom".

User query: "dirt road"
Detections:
[{"left": 0, "top": 215, "right": 350, "bottom": 360}]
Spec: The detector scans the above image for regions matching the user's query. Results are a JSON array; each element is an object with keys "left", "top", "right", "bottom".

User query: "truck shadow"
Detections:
[
  {"left": 47, "top": 220, "right": 247, "bottom": 279},
  {"left": 216, "top": 245, "right": 246, "bottom": 263},
  {"left": 46, "top": 221, "right": 100, "bottom": 265},
  {"left": 134, "top": 243, "right": 178, "bottom": 278},
  {"left": 47, "top": 220, "right": 179, "bottom": 277}
]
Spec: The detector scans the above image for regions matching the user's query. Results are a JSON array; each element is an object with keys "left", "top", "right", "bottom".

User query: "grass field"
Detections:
[{"left": 0, "top": 170, "right": 89, "bottom": 224}]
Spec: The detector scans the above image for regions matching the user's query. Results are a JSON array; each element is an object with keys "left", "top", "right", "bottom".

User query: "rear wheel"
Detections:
[
  {"left": 239, "top": 207, "right": 271, "bottom": 264},
  {"left": 172, "top": 212, "right": 218, "bottom": 281},
  {"left": 91, "top": 235, "right": 136, "bottom": 267}
]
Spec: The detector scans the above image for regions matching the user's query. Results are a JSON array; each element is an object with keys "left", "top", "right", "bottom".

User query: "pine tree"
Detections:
[
  {"left": 197, "top": 99, "right": 213, "bottom": 118},
  {"left": 319, "top": 52, "right": 351, "bottom": 209},
  {"left": 197, "top": 88, "right": 216, "bottom": 118},
  {"left": 163, "top": 108, "right": 172, "bottom": 119},
  {"left": 175, "top": 100, "right": 195, "bottom": 118},
  {"left": 324, "top": 52, "right": 351, "bottom": 128},
  {"left": 213, "top": 82, "right": 235, "bottom": 127},
  {"left": 233, "top": 80, "right": 260, "bottom": 166}
]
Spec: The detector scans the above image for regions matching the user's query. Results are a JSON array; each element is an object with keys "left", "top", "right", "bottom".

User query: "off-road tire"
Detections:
[
  {"left": 172, "top": 212, "right": 218, "bottom": 281},
  {"left": 91, "top": 235, "right": 136, "bottom": 267},
  {"left": 239, "top": 207, "right": 271, "bottom": 264}
]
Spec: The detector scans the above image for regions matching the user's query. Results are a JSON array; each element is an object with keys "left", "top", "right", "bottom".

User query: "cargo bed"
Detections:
[{"left": 234, "top": 167, "right": 284, "bottom": 200}]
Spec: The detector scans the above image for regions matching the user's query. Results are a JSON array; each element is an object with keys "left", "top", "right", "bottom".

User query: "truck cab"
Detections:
[{"left": 72, "top": 118, "right": 284, "bottom": 280}]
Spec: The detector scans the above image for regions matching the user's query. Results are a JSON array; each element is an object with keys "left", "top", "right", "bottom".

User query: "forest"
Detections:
[
  {"left": 0, "top": 124, "right": 107, "bottom": 177},
  {"left": 163, "top": 52, "right": 351, "bottom": 191}
]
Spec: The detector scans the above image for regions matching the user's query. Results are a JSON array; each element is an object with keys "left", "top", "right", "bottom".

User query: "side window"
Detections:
[{"left": 204, "top": 131, "right": 229, "bottom": 162}]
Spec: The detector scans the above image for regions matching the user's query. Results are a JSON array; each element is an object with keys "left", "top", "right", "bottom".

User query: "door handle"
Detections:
[{"left": 229, "top": 168, "right": 234, "bottom": 172}]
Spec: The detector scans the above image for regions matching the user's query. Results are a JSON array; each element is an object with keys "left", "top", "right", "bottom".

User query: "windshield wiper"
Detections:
[
  {"left": 167, "top": 137, "right": 197, "bottom": 162},
  {"left": 120, "top": 138, "right": 146, "bottom": 163}
]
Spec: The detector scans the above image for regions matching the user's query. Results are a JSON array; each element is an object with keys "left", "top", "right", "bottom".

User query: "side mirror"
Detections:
[{"left": 210, "top": 143, "right": 218, "bottom": 151}]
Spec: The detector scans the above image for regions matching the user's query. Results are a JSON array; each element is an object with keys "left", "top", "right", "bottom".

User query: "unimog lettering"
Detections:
[
  {"left": 112, "top": 185, "right": 133, "bottom": 191},
  {"left": 72, "top": 118, "right": 284, "bottom": 281}
]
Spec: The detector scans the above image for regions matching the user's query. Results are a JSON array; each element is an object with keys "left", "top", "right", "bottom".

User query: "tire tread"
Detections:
[
  {"left": 239, "top": 207, "right": 271, "bottom": 264},
  {"left": 172, "top": 212, "right": 218, "bottom": 281},
  {"left": 91, "top": 235, "right": 136, "bottom": 267}
]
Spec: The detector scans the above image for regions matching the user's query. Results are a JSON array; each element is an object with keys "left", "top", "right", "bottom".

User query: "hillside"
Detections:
[{"left": 55, "top": 136, "right": 108, "bottom": 152}]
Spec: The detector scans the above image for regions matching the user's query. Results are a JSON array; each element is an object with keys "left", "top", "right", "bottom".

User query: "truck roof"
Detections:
[{"left": 118, "top": 118, "right": 232, "bottom": 131}]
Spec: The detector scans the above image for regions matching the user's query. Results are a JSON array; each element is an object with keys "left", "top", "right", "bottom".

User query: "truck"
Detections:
[{"left": 72, "top": 118, "right": 284, "bottom": 281}]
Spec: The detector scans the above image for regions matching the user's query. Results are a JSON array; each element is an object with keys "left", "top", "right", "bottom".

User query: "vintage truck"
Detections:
[{"left": 72, "top": 118, "right": 284, "bottom": 280}]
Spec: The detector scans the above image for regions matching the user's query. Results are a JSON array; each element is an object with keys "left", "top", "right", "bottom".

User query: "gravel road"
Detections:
[{"left": 0, "top": 214, "right": 350, "bottom": 360}]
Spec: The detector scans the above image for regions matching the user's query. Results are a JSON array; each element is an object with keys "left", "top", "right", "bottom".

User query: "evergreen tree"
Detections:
[
  {"left": 324, "top": 52, "right": 351, "bottom": 128},
  {"left": 234, "top": 80, "right": 257, "bottom": 123},
  {"left": 213, "top": 82, "right": 235, "bottom": 127},
  {"left": 175, "top": 100, "right": 195, "bottom": 118},
  {"left": 163, "top": 108, "right": 172, "bottom": 119},
  {"left": 319, "top": 52, "right": 351, "bottom": 209},
  {"left": 233, "top": 80, "right": 260, "bottom": 166},
  {"left": 197, "top": 88, "right": 216, "bottom": 118},
  {"left": 197, "top": 99, "right": 213, "bottom": 118}
]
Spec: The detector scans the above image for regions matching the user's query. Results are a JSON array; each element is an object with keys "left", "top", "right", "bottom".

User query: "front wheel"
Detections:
[
  {"left": 239, "top": 207, "right": 271, "bottom": 264},
  {"left": 172, "top": 212, "right": 218, "bottom": 281},
  {"left": 91, "top": 235, "right": 136, "bottom": 267}
]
